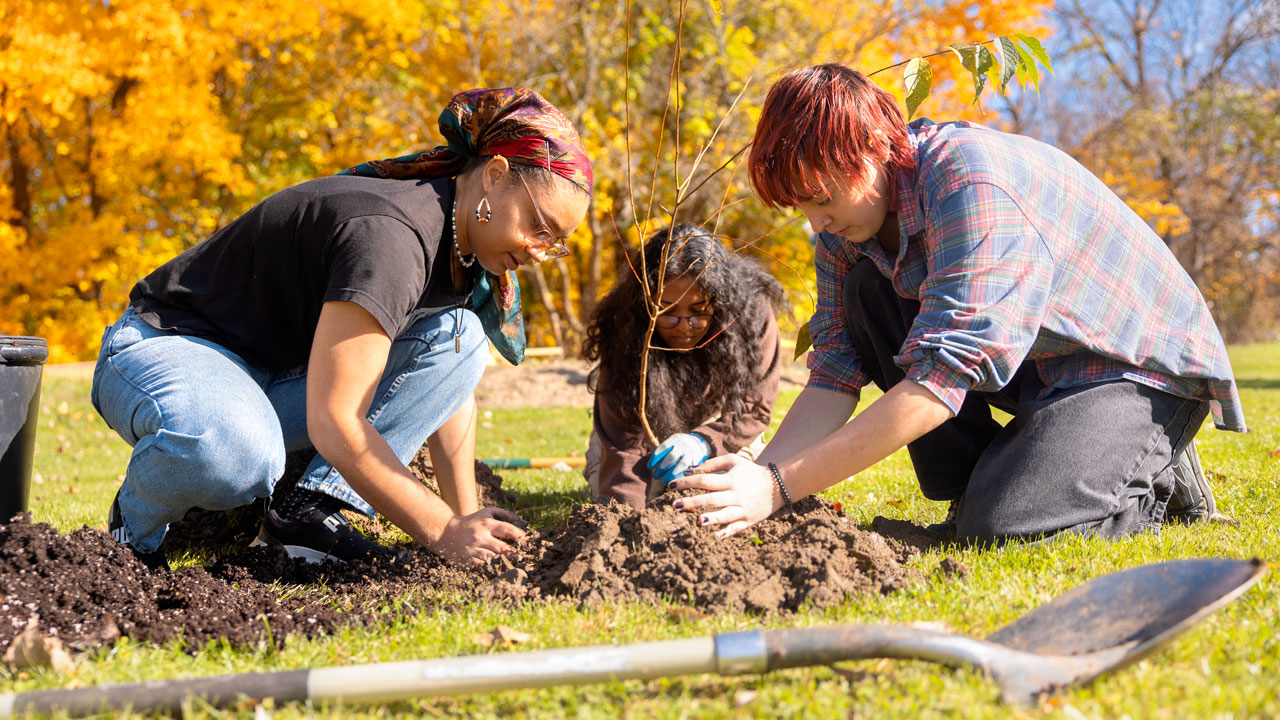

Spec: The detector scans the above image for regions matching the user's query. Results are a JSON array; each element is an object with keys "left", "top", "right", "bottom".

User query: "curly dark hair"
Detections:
[{"left": 583, "top": 224, "right": 787, "bottom": 442}]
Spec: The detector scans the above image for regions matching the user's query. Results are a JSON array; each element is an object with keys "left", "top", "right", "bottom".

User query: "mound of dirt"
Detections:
[
  {"left": 0, "top": 514, "right": 470, "bottom": 658},
  {"left": 1, "top": 465, "right": 949, "bottom": 660},
  {"left": 486, "top": 494, "right": 925, "bottom": 614}
]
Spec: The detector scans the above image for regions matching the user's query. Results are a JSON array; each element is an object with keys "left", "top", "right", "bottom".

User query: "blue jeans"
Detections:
[{"left": 90, "top": 306, "right": 487, "bottom": 554}]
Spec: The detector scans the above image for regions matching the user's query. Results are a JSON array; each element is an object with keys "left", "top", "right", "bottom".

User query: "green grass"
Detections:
[{"left": 7, "top": 344, "right": 1280, "bottom": 718}]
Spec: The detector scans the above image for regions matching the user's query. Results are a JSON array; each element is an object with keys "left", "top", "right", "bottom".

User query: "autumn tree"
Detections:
[
  {"left": 1, "top": 0, "right": 1055, "bottom": 360},
  {"left": 430, "top": 0, "right": 1055, "bottom": 351},
  {"left": 1036, "top": 0, "right": 1280, "bottom": 341},
  {"left": 0, "top": 0, "right": 463, "bottom": 359}
]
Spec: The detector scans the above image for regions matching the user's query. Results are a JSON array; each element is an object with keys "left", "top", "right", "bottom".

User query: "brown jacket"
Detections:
[{"left": 590, "top": 303, "right": 781, "bottom": 508}]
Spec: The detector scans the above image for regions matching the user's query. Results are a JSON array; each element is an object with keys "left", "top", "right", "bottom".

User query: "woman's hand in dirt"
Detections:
[
  {"left": 431, "top": 507, "right": 528, "bottom": 567},
  {"left": 669, "top": 455, "right": 782, "bottom": 538}
]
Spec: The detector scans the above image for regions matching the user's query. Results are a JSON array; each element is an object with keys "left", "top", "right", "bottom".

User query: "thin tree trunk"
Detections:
[
  {"left": 5, "top": 114, "right": 30, "bottom": 232},
  {"left": 556, "top": 258, "right": 584, "bottom": 345},
  {"left": 526, "top": 264, "right": 566, "bottom": 349},
  {"left": 582, "top": 201, "right": 606, "bottom": 319}
]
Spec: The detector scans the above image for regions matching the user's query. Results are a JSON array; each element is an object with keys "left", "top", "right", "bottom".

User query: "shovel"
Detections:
[{"left": 0, "top": 558, "right": 1264, "bottom": 717}]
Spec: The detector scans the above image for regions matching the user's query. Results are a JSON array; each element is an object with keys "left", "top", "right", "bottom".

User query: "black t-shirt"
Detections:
[{"left": 130, "top": 175, "right": 468, "bottom": 370}]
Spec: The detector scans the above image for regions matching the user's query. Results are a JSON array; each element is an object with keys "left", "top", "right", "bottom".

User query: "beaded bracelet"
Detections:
[{"left": 766, "top": 463, "right": 793, "bottom": 509}]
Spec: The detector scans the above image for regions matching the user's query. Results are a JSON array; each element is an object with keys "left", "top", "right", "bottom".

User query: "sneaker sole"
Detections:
[
  {"left": 250, "top": 534, "right": 346, "bottom": 564},
  {"left": 1180, "top": 440, "right": 1217, "bottom": 518}
]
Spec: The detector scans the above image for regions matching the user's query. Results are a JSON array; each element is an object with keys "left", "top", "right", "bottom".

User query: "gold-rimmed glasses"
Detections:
[{"left": 516, "top": 174, "right": 571, "bottom": 260}]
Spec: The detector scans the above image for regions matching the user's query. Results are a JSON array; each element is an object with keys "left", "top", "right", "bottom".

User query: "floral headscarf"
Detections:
[
  {"left": 340, "top": 87, "right": 592, "bottom": 191},
  {"left": 338, "top": 88, "right": 593, "bottom": 364}
]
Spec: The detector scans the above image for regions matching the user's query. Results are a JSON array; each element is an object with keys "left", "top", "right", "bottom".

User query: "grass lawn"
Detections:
[{"left": 7, "top": 344, "right": 1279, "bottom": 718}]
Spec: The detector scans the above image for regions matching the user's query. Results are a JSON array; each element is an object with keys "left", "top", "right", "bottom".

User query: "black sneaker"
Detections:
[
  {"left": 107, "top": 494, "right": 169, "bottom": 571},
  {"left": 1165, "top": 440, "right": 1222, "bottom": 524},
  {"left": 252, "top": 493, "right": 388, "bottom": 564},
  {"left": 925, "top": 500, "right": 959, "bottom": 540}
]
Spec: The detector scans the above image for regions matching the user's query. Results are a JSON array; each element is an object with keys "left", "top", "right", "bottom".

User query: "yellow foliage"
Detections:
[{"left": 1, "top": 0, "right": 1054, "bottom": 358}]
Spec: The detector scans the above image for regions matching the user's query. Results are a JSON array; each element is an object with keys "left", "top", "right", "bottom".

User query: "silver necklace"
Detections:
[{"left": 451, "top": 200, "right": 475, "bottom": 267}]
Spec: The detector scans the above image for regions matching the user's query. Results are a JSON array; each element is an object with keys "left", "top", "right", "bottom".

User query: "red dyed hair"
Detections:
[{"left": 749, "top": 64, "right": 915, "bottom": 209}]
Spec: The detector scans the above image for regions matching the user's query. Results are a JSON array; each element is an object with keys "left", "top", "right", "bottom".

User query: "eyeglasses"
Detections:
[
  {"left": 516, "top": 174, "right": 571, "bottom": 260},
  {"left": 655, "top": 313, "right": 713, "bottom": 329}
]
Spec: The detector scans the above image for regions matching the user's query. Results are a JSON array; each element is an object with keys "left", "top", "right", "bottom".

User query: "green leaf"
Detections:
[
  {"left": 794, "top": 320, "right": 812, "bottom": 360},
  {"left": 903, "top": 57, "right": 933, "bottom": 120},
  {"left": 1014, "top": 42, "right": 1041, "bottom": 92},
  {"left": 1013, "top": 33, "right": 1054, "bottom": 75},
  {"left": 949, "top": 43, "right": 995, "bottom": 105},
  {"left": 993, "top": 36, "right": 1020, "bottom": 93}
]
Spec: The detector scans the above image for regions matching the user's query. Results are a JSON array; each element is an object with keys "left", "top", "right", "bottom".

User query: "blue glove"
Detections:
[{"left": 647, "top": 433, "right": 711, "bottom": 485}]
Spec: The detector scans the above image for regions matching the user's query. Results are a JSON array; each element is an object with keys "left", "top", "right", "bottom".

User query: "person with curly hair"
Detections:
[
  {"left": 674, "top": 64, "right": 1243, "bottom": 543},
  {"left": 582, "top": 224, "right": 787, "bottom": 508}
]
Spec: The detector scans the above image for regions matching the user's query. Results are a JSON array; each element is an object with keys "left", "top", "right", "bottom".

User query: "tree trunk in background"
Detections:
[
  {"left": 556, "top": 258, "right": 584, "bottom": 350},
  {"left": 5, "top": 116, "right": 30, "bottom": 233},
  {"left": 582, "top": 201, "right": 606, "bottom": 321},
  {"left": 525, "top": 264, "right": 566, "bottom": 350}
]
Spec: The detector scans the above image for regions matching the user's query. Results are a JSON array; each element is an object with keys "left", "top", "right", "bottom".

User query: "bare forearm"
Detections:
[
  {"left": 428, "top": 394, "right": 480, "bottom": 515},
  {"left": 775, "top": 380, "right": 954, "bottom": 499},
  {"left": 311, "top": 419, "right": 456, "bottom": 547},
  {"left": 756, "top": 385, "right": 859, "bottom": 466}
]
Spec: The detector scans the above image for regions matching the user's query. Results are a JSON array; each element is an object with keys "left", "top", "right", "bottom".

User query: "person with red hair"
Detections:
[{"left": 673, "top": 64, "right": 1244, "bottom": 544}]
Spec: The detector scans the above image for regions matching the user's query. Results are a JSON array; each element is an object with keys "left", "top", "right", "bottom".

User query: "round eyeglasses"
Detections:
[{"left": 517, "top": 174, "right": 571, "bottom": 260}]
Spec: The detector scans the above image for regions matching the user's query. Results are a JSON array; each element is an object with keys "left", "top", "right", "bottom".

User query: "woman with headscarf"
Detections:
[{"left": 91, "top": 88, "right": 593, "bottom": 570}]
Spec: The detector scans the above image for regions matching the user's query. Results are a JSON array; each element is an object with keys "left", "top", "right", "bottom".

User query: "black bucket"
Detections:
[{"left": 1, "top": 335, "right": 49, "bottom": 521}]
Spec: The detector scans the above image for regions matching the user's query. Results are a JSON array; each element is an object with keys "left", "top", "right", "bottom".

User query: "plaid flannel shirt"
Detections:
[{"left": 806, "top": 119, "right": 1246, "bottom": 432}]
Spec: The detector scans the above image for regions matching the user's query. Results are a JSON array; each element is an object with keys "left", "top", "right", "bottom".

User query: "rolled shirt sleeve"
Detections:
[{"left": 898, "top": 183, "right": 1053, "bottom": 413}]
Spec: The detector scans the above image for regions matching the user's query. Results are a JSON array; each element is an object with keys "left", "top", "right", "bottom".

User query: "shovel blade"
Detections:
[{"left": 988, "top": 558, "right": 1265, "bottom": 659}]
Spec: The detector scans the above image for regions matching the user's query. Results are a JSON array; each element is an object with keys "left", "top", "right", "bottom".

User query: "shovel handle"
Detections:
[
  {"left": 481, "top": 457, "right": 585, "bottom": 469},
  {"left": 762, "top": 625, "right": 1011, "bottom": 673},
  {"left": 0, "top": 670, "right": 308, "bottom": 717}
]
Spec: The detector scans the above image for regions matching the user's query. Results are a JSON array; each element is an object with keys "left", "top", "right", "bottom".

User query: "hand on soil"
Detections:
[
  {"left": 671, "top": 454, "right": 782, "bottom": 538},
  {"left": 432, "top": 506, "right": 528, "bottom": 567}
]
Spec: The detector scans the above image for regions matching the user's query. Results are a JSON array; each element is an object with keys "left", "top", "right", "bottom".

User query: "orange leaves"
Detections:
[
  {"left": 0, "top": 0, "right": 1064, "bottom": 359},
  {"left": 473, "top": 625, "right": 533, "bottom": 648}
]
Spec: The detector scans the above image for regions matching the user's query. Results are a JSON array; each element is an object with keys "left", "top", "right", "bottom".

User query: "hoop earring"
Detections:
[{"left": 475, "top": 195, "right": 492, "bottom": 223}]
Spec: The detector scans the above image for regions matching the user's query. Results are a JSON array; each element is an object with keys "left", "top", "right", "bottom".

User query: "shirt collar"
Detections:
[{"left": 894, "top": 118, "right": 932, "bottom": 242}]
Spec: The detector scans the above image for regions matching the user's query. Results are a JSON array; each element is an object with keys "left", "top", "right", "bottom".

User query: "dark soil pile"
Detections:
[
  {"left": 1, "top": 466, "right": 948, "bottom": 660},
  {"left": 485, "top": 494, "right": 926, "bottom": 614},
  {"left": 0, "top": 514, "right": 471, "bottom": 659}
]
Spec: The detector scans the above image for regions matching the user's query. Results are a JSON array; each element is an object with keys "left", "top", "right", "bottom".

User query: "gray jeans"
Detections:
[{"left": 842, "top": 260, "right": 1210, "bottom": 544}]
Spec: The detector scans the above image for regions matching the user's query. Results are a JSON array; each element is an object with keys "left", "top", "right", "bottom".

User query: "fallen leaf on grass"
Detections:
[
  {"left": 3, "top": 618, "right": 76, "bottom": 674},
  {"left": 886, "top": 499, "right": 908, "bottom": 509},
  {"left": 473, "top": 625, "right": 532, "bottom": 648},
  {"left": 667, "top": 607, "right": 709, "bottom": 622},
  {"left": 1269, "top": 447, "right": 1280, "bottom": 458}
]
